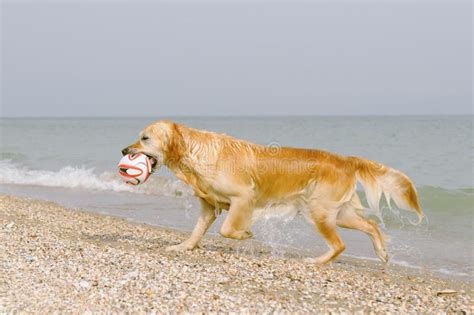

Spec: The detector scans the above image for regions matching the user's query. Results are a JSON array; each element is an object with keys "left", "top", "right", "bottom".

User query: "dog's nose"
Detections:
[{"left": 121, "top": 147, "right": 129, "bottom": 156}]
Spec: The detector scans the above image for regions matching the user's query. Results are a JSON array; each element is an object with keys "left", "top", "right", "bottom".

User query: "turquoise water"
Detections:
[{"left": 0, "top": 116, "right": 472, "bottom": 278}]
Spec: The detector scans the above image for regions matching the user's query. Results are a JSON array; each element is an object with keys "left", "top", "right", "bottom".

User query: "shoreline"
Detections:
[{"left": 1, "top": 194, "right": 472, "bottom": 312}]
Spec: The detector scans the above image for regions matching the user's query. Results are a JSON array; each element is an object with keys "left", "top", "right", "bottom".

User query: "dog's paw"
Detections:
[
  {"left": 219, "top": 229, "right": 254, "bottom": 240},
  {"left": 240, "top": 230, "right": 254, "bottom": 240},
  {"left": 232, "top": 230, "right": 254, "bottom": 240},
  {"left": 165, "top": 243, "right": 196, "bottom": 252},
  {"left": 376, "top": 249, "right": 389, "bottom": 264}
]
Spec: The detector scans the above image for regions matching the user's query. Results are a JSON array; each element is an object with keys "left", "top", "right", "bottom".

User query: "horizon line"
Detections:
[{"left": 0, "top": 113, "right": 472, "bottom": 119}]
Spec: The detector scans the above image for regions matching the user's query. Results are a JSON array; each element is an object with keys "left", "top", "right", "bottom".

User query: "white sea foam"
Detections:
[{"left": 0, "top": 160, "right": 193, "bottom": 197}]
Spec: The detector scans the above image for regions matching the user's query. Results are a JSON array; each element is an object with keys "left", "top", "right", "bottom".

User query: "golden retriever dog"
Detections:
[{"left": 122, "top": 120, "right": 423, "bottom": 264}]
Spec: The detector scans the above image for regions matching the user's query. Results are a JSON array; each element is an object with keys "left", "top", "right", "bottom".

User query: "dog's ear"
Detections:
[{"left": 149, "top": 120, "right": 173, "bottom": 146}]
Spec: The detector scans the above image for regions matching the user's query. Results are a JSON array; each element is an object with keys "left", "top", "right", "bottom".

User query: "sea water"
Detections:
[{"left": 0, "top": 116, "right": 472, "bottom": 278}]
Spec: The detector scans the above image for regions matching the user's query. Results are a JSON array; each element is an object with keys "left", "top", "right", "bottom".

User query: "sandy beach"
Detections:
[{"left": 0, "top": 194, "right": 472, "bottom": 313}]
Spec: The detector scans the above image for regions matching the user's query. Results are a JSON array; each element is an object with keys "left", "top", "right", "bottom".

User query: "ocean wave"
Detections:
[
  {"left": 0, "top": 160, "right": 193, "bottom": 197},
  {"left": 0, "top": 160, "right": 472, "bottom": 211},
  {"left": 416, "top": 186, "right": 473, "bottom": 212}
]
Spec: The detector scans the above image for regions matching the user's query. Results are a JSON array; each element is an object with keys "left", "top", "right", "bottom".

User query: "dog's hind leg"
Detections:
[
  {"left": 219, "top": 196, "right": 254, "bottom": 240},
  {"left": 305, "top": 206, "right": 345, "bottom": 264},
  {"left": 336, "top": 203, "right": 388, "bottom": 263},
  {"left": 166, "top": 198, "right": 216, "bottom": 251}
]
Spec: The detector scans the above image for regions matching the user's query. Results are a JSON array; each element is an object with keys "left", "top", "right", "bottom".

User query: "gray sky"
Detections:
[{"left": 1, "top": 0, "right": 472, "bottom": 117}]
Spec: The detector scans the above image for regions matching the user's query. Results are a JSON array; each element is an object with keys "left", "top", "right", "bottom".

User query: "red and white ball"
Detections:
[{"left": 118, "top": 153, "right": 152, "bottom": 185}]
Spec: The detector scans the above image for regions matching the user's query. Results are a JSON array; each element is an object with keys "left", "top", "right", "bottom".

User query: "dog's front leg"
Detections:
[
  {"left": 166, "top": 198, "right": 216, "bottom": 252},
  {"left": 219, "top": 196, "right": 254, "bottom": 240}
]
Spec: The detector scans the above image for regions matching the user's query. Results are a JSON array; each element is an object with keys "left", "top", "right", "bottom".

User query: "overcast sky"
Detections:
[{"left": 1, "top": 0, "right": 472, "bottom": 117}]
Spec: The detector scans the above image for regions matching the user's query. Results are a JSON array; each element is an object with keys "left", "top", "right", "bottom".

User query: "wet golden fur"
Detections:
[{"left": 123, "top": 120, "right": 423, "bottom": 264}]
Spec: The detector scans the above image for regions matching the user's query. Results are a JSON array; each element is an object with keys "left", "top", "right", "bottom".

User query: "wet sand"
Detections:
[{"left": 1, "top": 195, "right": 472, "bottom": 313}]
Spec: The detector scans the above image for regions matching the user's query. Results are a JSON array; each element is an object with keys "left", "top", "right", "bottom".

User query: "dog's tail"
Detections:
[{"left": 351, "top": 157, "right": 424, "bottom": 224}]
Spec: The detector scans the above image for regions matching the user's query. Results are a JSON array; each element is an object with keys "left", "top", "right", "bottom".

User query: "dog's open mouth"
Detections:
[{"left": 147, "top": 155, "right": 159, "bottom": 173}]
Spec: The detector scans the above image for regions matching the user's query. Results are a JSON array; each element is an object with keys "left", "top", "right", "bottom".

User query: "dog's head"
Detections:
[{"left": 121, "top": 120, "right": 181, "bottom": 172}]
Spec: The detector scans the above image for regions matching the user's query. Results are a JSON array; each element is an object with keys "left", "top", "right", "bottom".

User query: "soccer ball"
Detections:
[{"left": 118, "top": 153, "right": 152, "bottom": 185}]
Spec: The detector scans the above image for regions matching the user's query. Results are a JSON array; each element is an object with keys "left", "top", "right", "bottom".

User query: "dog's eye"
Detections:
[{"left": 141, "top": 136, "right": 149, "bottom": 141}]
